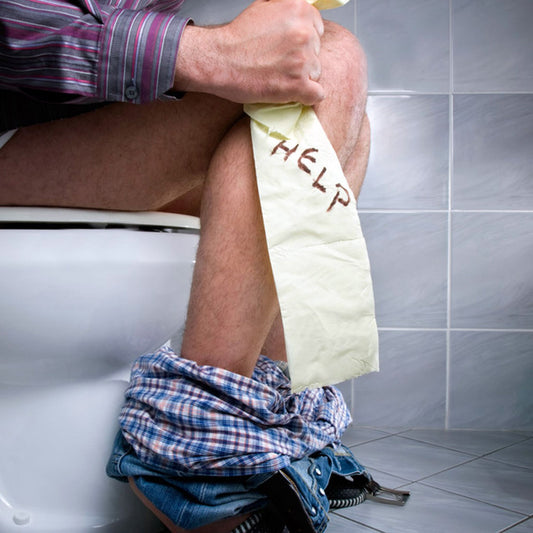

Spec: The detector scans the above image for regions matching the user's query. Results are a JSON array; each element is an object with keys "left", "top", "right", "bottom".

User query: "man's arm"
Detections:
[
  {"left": 1, "top": 0, "right": 324, "bottom": 106},
  {"left": 173, "top": 0, "right": 325, "bottom": 106},
  {"left": 0, "top": 0, "right": 188, "bottom": 103}
]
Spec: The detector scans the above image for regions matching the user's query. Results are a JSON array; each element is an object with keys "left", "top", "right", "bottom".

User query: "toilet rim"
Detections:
[{"left": 0, "top": 206, "right": 200, "bottom": 230}]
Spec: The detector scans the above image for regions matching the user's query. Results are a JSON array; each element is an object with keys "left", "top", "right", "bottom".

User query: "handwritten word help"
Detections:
[{"left": 270, "top": 140, "right": 350, "bottom": 212}]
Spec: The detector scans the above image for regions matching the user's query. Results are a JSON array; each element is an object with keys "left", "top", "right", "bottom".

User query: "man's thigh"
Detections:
[{"left": 0, "top": 94, "right": 242, "bottom": 211}]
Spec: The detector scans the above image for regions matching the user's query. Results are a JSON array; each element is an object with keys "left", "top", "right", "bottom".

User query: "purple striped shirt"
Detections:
[{"left": 0, "top": 0, "right": 189, "bottom": 103}]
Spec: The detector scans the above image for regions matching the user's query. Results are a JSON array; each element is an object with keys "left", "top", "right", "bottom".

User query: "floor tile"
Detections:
[
  {"left": 399, "top": 429, "right": 528, "bottom": 457},
  {"left": 337, "top": 483, "right": 524, "bottom": 533},
  {"left": 342, "top": 426, "right": 392, "bottom": 447},
  {"left": 503, "top": 518, "right": 533, "bottom": 532},
  {"left": 422, "top": 458, "right": 533, "bottom": 515},
  {"left": 350, "top": 435, "right": 472, "bottom": 482},
  {"left": 327, "top": 512, "right": 383, "bottom": 532},
  {"left": 366, "top": 469, "right": 413, "bottom": 492},
  {"left": 485, "top": 439, "right": 533, "bottom": 470}
]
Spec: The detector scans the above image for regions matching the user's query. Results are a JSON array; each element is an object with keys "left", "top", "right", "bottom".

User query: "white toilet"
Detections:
[{"left": 0, "top": 206, "right": 200, "bottom": 532}]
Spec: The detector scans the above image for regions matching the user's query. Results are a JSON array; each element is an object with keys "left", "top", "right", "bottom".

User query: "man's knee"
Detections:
[
  {"left": 321, "top": 21, "right": 367, "bottom": 109},
  {"left": 316, "top": 21, "right": 368, "bottom": 164}
]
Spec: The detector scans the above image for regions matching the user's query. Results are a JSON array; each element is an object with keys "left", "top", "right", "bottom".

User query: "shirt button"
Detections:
[
  {"left": 319, "top": 487, "right": 326, "bottom": 496},
  {"left": 315, "top": 467, "right": 322, "bottom": 476},
  {"left": 125, "top": 84, "right": 139, "bottom": 100},
  {"left": 309, "top": 507, "right": 317, "bottom": 516}
]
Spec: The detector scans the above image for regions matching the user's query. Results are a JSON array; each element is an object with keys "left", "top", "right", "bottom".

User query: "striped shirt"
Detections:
[
  {"left": 0, "top": 0, "right": 189, "bottom": 116},
  {"left": 120, "top": 346, "right": 352, "bottom": 477}
]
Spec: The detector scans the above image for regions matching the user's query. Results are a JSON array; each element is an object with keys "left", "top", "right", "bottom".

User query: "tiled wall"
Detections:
[
  {"left": 351, "top": 0, "right": 533, "bottom": 430},
  {"left": 179, "top": 0, "right": 533, "bottom": 430}
]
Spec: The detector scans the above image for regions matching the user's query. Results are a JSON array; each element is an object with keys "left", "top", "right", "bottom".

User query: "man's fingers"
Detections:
[
  {"left": 298, "top": 79, "right": 325, "bottom": 106},
  {"left": 312, "top": 6, "right": 325, "bottom": 37}
]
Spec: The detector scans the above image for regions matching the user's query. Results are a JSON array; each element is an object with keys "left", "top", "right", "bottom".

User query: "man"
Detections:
[{"left": 0, "top": 0, "right": 371, "bottom": 530}]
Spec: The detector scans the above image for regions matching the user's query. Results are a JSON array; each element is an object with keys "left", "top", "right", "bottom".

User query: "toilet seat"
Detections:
[{"left": 0, "top": 206, "right": 200, "bottom": 230}]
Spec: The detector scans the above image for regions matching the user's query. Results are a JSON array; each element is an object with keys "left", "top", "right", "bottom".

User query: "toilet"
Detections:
[{"left": 0, "top": 207, "right": 200, "bottom": 532}]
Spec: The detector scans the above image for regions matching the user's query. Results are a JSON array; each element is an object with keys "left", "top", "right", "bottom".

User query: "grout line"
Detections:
[
  {"left": 377, "top": 327, "right": 533, "bottom": 333},
  {"left": 412, "top": 455, "right": 479, "bottom": 483},
  {"left": 481, "top": 455, "right": 533, "bottom": 473},
  {"left": 446, "top": 0, "right": 454, "bottom": 426},
  {"left": 368, "top": 90, "right": 533, "bottom": 96},
  {"left": 395, "top": 434, "right": 476, "bottom": 458},
  {"left": 453, "top": 90, "right": 533, "bottom": 95},
  {"left": 449, "top": 0, "right": 454, "bottom": 95},
  {"left": 358, "top": 209, "right": 448, "bottom": 214},
  {"left": 358, "top": 209, "right": 533, "bottom": 214},
  {"left": 451, "top": 209, "right": 533, "bottom": 214},
  {"left": 350, "top": 373, "right": 356, "bottom": 416},
  {"left": 396, "top": 431, "right": 531, "bottom": 460},
  {"left": 418, "top": 477, "right": 531, "bottom": 517},
  {"left": 498, "top": 516, "right": 533, "bottom": 533},
  {"left": 331, "top": 511, "right": 388, "bottom": 533}
]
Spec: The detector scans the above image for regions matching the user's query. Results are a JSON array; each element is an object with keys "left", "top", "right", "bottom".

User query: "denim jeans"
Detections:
[
  {"left": 107, "top": 430, "right": 369, "bottom": 531},
  {"left": 106, "top": 431, "right": 268, "bottom": 529}
]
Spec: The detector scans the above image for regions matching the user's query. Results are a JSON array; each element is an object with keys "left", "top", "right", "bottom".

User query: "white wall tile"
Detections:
[
  {"left": 359, "top": 95, "right": 449, "bottom": 209},
  {"left": 453, "top": 0, "right": 533, "bottom": 92},
  {"left": 453, "top": 95, "right": 533, "bottom": 210},
  {"left": 451, "top": 213, "right": 533, "bottom": 329},
  {"left": 179, "top": 0, "right": 354, "bottom": 30},
  {"left": 178, "top": 0, "right": 248, "bottom": 24},
  {"left": 449, "top": 332, "right": 533, "bottom": 429},
  {"left": 361, "top": 213, "right": 448, "bottom": 328},
  {"left": 357, "top": 0, "right": 450, "bottom": 92},
  {"left": 353, "top": 330, "right": 446, "bottom": 427}
]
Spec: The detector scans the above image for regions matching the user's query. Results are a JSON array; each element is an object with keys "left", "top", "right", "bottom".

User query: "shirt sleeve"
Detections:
[{"left": 0, "top": 0, "right": 190, "bottom": 104}]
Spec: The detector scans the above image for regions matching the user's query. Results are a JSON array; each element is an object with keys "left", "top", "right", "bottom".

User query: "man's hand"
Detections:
[{"left": 174, "top": 0, "right": 325, "bottom": 106}]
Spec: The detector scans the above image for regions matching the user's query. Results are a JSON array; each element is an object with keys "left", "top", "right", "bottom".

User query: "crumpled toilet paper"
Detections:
[{"left": 244, "top": 0, "right": 378, "bottom": 393}]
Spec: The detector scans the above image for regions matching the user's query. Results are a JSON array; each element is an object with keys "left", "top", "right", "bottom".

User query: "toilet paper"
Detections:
[{"left": 245, "top": 30, "right": 379, "bottom": 391}]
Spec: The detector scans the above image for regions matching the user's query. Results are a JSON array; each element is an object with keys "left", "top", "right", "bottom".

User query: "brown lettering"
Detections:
[
  {"left": 327, "top": 183, "right": 351, "bottom": 211},
  {"left": 297, "top": 148, "right": 318, "bottom": 174},
  {"left": 271, "top": 140, "right": 299, "bottom": 161},
  {"left": 312, "top": 166, "right": 327, "bottom": 193}
]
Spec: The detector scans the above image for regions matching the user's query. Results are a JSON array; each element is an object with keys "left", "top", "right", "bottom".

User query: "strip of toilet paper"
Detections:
[
  {"left": 245, "top": 102, "right": 378, "bottom": 392},
  {"left": 242, "top": 0, "right": 378, "bottom": 393}
]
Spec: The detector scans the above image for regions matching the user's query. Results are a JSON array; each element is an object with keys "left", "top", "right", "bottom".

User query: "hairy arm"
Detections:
[{"left": 173, "top": 0, "right": 325, "bottom": 106}]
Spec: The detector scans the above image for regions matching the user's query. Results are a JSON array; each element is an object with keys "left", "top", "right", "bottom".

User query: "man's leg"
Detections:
[
  {"left": 0, "top": 94, "right": 242, "bottom": 210},
  {"left": 179, "top": 117, "right": 280, "bottom": 375},
  {"left": 180, "top": 22, "right": 369, "bottom": 375},
  {"left": 0, "top": 20, "right": 368, "bottom": 378}
]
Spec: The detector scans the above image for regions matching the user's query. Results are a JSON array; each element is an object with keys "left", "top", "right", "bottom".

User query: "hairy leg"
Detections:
[
  {"left": 179, "top": 118, "right": 280, "bottom": 376},
  {"left": 0, "top": 94, "right": 242, "bottom": 210}
]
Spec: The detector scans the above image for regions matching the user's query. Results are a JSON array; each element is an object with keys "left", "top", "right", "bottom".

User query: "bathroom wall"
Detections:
[
  {"left": 350, "top": 0, "right": 533, "bottom": 430},
  {"left": 179, "top": 0, "right": 533, "bottom": 430}
]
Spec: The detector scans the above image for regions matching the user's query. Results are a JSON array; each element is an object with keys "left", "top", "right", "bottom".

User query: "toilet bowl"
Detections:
[{"left": 0, "top": 207, "right": 200, "bottom": 532}]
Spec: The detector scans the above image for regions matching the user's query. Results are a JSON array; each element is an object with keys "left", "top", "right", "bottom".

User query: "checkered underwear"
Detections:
[{"left": 120, "top": 345, "right": 351, "bottom": 477}]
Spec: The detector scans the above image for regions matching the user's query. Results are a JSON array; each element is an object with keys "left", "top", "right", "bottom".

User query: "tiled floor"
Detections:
[{"left": 328, "top": 427, "right": 533, "bottom": 532}]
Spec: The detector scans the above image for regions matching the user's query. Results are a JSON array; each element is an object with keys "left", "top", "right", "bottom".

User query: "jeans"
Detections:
[{"left": 107, "top": 430, "right": 369, "bottom": 532}]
